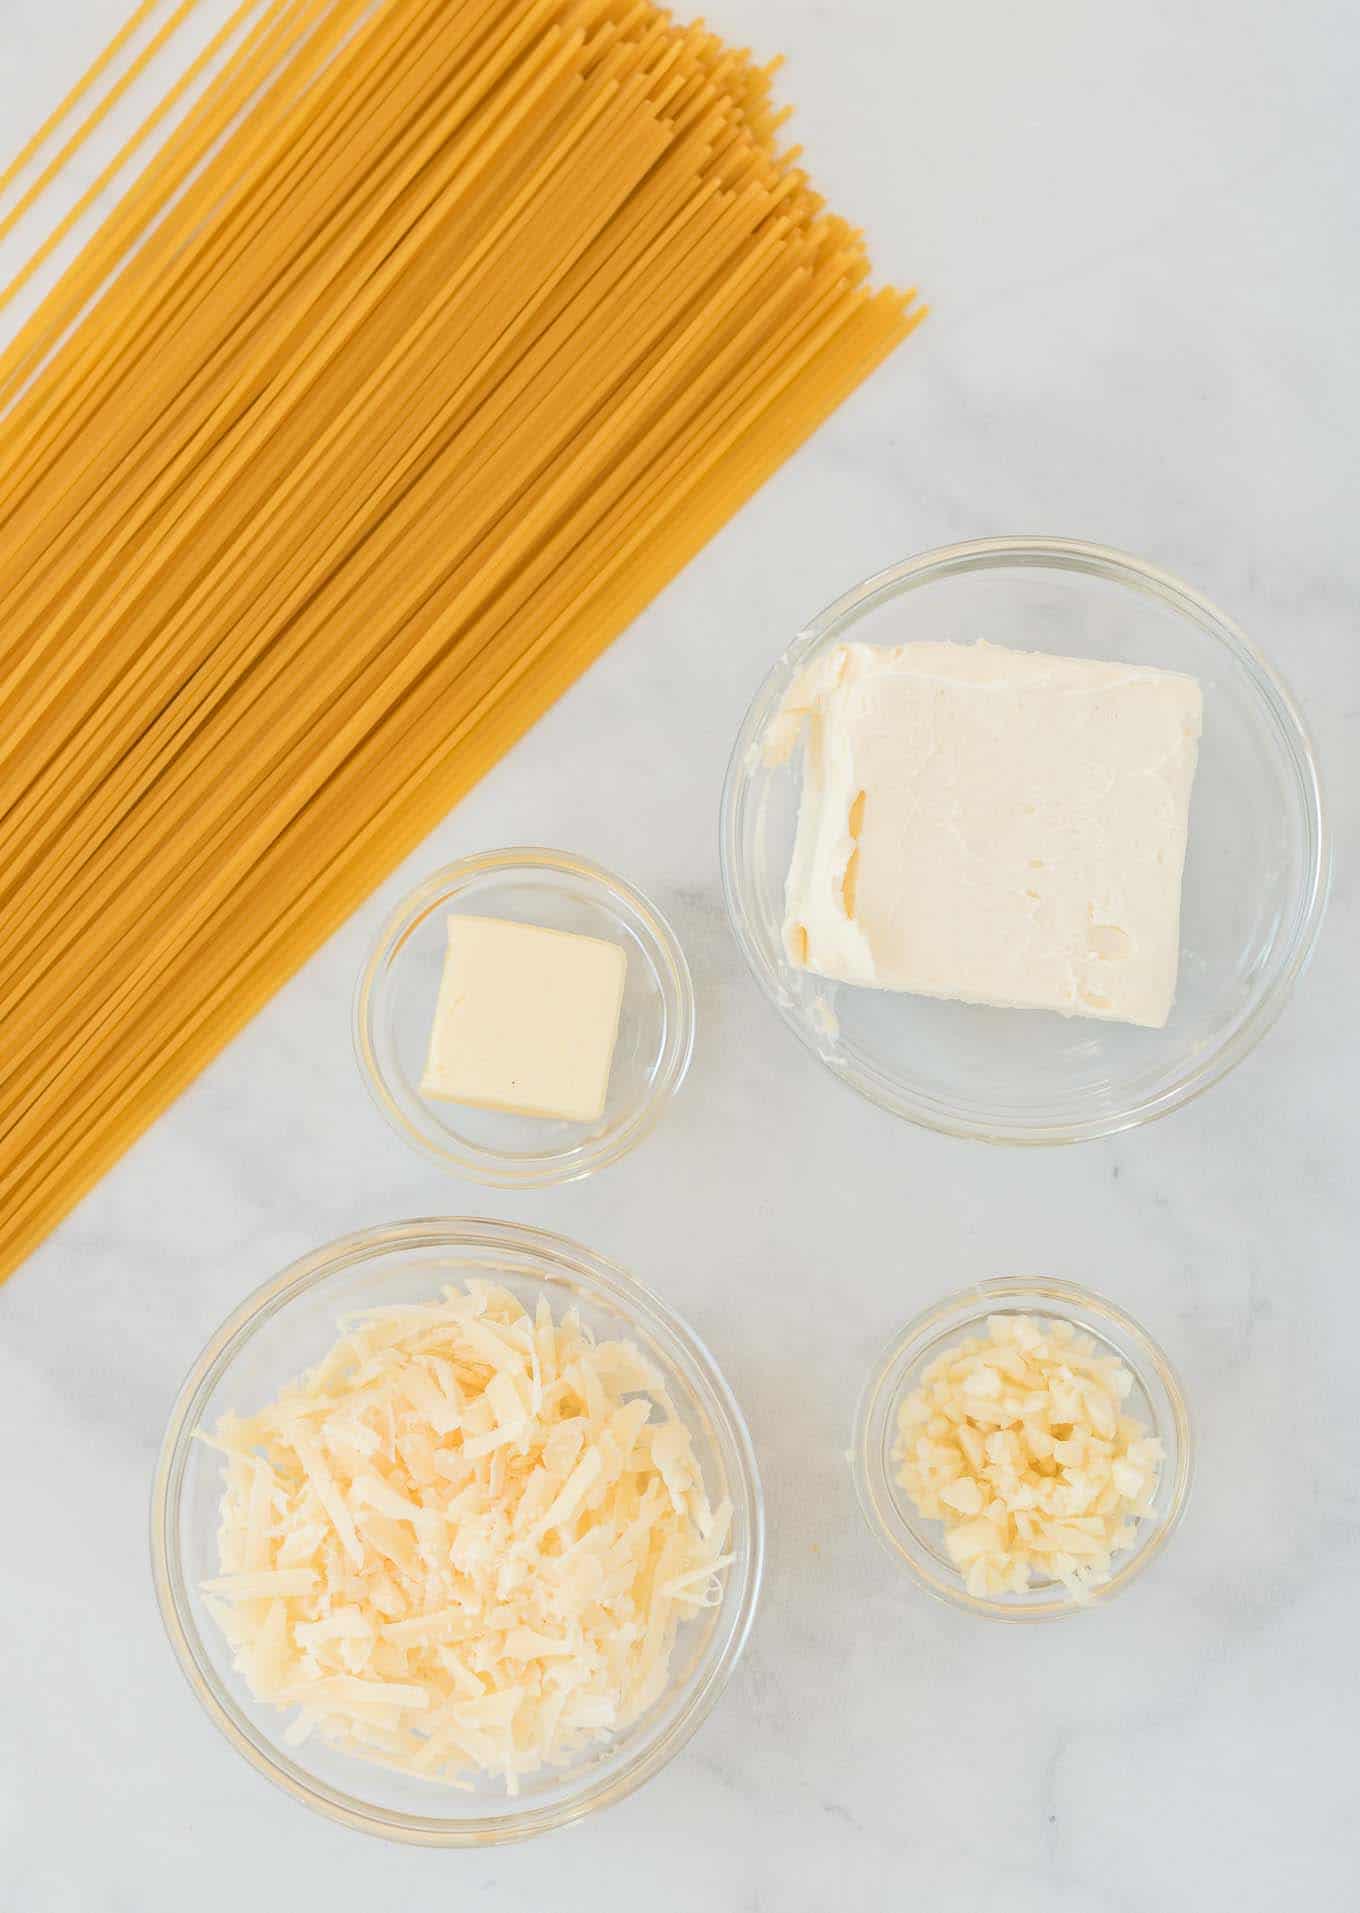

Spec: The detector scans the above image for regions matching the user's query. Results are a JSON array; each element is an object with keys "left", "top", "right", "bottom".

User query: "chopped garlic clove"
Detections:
[{"left": 893, "top": 1311, "right": 1161, "bottom": 1602}]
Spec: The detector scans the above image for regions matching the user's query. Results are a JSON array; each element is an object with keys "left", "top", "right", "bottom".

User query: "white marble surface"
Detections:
[{"left": 2, "top": 1, "right": 1357, "bottom": 1907}]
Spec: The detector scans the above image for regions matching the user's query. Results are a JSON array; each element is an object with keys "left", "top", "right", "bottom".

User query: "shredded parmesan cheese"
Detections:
[
  {"left": 199, "top": 1285, "right": 731, "bottom": 1790},
  {"left": 893, "top": 1313, "right": 1163, "bottom": 1601}
]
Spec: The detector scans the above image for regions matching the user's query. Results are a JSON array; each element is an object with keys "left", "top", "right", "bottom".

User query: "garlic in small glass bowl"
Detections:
[{"left": 851, "top": 1278, "right": 1191, "bottom": 1620}]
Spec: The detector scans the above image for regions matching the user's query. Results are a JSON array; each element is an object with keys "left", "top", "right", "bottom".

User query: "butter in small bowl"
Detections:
[{"left": 355, "top": 848, "right": 694, "bottom": 1187}]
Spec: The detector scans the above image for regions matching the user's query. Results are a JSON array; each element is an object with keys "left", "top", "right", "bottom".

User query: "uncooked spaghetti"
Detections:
[{"left": 0, "top": 0, "right": 922, "bottom": 1280}]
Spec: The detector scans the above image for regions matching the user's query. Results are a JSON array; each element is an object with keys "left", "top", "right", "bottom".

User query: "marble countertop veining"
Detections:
[{"left": 1, "top": 1, "right": 1357, "bottom": 1908}]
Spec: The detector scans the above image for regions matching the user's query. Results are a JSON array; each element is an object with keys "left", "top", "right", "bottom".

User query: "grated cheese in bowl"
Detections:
[
  {"left": 892, "top": 1313, "right": 1165, "bottom": 1603},
  {"left": 198, "top": 1281, "right": 734, "bottom": 1794}
]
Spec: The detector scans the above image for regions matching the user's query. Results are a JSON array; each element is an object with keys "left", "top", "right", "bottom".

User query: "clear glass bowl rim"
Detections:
[
  {"left": 850, "top": 1275, "right": 1193, "bottom": 1621},
  {"left": 150, "top": 1217, "right": 765, "bottom": 1844},
  {"left": 353, "top": 847, "right": 696, "bottom": 1186},
  {"left": 719, "top": 535, "right": 1332, "bottom": 1144}
]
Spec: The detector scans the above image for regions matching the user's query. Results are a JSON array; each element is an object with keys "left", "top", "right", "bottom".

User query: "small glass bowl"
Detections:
[
  {"left": 852, "top": 1277, "right": 1191, "bottom": 1621},
  {"left": 721, "top": 538, "right": 1330, "bottom": 1144},
  {"left": 354, "top": 848, "right": 695, "bottom": 1186},
  {"left": 151, "top": 1218, "right": 763, "bottom": 1844}
]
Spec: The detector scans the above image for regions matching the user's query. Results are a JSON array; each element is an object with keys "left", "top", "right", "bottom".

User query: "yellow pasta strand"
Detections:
[{"left": 0, "top": 0, "right": 167, "bottom": 204}]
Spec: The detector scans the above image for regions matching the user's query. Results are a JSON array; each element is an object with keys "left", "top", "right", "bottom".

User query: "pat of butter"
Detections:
[
  {"left": 778, "top": 641, "right": 1202, "bottom": 1029},
  {"left": 421, "top": 915, "right": 627, "bottom": 1122}
]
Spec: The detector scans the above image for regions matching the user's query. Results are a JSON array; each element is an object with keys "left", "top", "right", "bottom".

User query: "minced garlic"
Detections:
[
  {"left": 199, "top": 1283, "right": 731, "bottom": 1791},
  {"left": 893, "top": 1312, "right": 1162, "bottom": 1601}
]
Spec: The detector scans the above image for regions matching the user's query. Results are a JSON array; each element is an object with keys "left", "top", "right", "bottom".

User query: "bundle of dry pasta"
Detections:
[{"left": 0, "top": 0, "right": 922, "bottom": 1281}]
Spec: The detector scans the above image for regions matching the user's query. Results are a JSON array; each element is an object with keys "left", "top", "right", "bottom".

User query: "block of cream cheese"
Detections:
[
  {"left": 421, "top": 915, "right": 627, "bottom": 1121},
  {"left": 775, "top": 641, "right": 1203, "bottom": 1028}
]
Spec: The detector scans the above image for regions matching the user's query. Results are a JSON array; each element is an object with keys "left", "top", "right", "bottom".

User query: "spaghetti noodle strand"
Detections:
[{"left": 0, "top": 0, "right": 168, "bottom": 204}]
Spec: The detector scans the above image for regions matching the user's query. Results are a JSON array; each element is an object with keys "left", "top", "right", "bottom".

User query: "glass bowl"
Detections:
[
  {"left": 721, "top": 537, "right": 1330, "bottom": 1144},
  {"left": 355, "top": 849, "right": 695, "bottom": 1186},
  {"left": 852, "top": 1277, "right": 1192, "bottom": 1620},
  {"left": 151, "top": 1219, "right": 763, "bottom": 1844}
]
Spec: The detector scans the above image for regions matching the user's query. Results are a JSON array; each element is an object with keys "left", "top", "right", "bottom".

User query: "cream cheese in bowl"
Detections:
[
  {"left": 773, "top": 638, "right": 1204, "bottom": 1029},
  {"left": 721, "top": 537, "right": 1329, "bottom": 1144}
]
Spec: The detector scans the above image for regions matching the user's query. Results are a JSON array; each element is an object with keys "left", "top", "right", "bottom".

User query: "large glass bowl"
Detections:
[
  {"left": 721, "top": 538, "right": 1329, "bottom": 1143},
  {"left": 151, "top": 1220, "right": 763, "bottom": 1844}
]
